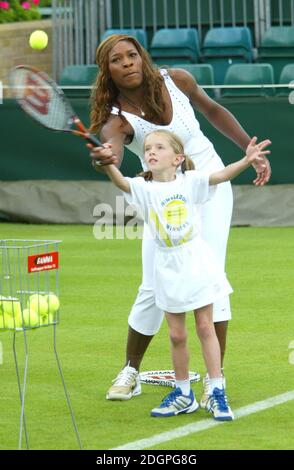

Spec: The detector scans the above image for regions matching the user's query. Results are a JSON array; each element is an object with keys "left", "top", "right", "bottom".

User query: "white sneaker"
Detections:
[
  {"left": 200, "top": 373, "right": 226, "bottom": 409},
  {"left": 151, "top": 388, "right": 199, "bottom": 417},
  {"left": 106, "top": 364, "right": 141, "bottom": 400}
]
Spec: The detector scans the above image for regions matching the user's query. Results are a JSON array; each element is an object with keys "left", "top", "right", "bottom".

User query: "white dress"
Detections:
[{"left": 123, "top": 171, "right": 233, "bottom": 314}]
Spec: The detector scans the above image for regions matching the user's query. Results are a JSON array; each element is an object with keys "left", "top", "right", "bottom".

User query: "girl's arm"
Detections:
[
  {"left": 100, "top": 144, "right": 131, "bottom": 193},
  {"left": 209, "top": 137, "right": 271, "bottom": 185}
]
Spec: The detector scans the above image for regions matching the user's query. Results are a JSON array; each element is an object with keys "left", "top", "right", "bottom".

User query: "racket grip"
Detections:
[{"left": 85, "top": 133, "right": 102, "bottom": 147}]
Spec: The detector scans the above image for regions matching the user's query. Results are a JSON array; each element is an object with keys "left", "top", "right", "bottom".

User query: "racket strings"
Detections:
[{"left": 10, "top": 69, "right": 74, "bottom": 131}]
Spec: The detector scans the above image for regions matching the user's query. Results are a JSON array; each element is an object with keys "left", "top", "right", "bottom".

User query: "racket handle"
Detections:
[{"left": 85, "top": 133, "right": 102, "bottom": 147}]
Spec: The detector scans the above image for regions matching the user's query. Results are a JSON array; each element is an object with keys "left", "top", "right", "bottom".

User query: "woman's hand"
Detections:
[
  {"left": 245, "top": 137, "right": 271, "bottom": 185},
  {"left": 248, "top": 138, "right": 272, "bottom": 186},
  {"left": 87, "top": 143, "right": 119, "bottom": 171}
]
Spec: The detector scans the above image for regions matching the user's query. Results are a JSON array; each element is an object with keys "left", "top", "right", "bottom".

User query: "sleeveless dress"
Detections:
[{"left": 111, "top": 69, "right": 216, "bottom": 170}]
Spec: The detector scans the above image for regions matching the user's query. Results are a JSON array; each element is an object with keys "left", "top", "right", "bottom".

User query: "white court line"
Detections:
[{"left": 111, "top": 390, "right": 294, "bottom": 450}]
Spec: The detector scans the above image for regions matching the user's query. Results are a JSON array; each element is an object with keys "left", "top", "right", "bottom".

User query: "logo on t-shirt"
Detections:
[{"left": 163, "top": 199, "right": 188, "bottom": 227}]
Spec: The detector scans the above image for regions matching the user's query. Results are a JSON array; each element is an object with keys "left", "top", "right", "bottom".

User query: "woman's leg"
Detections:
[
  {"left": 201, "top": 178, "right": 233, "bottom": 365},
  {"left": 126, "top": 224, "right": 164, "bottom": 369},
  {"left": 107, "top": 225, "right": 164, "bottom": 400},
  {"left": 125, "top": 326, "right": 154, "bottom": 371}
]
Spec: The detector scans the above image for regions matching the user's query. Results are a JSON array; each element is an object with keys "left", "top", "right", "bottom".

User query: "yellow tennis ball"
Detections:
[
  {"left": 40, "top": 311, "right": 58, "bottom": 326},
  {"left": 22, "top": 308, "right": 39, "bottom": 328},
  {"left": 13, "top": 313, "right": 23, "bottom": 329},
  {"left": 0, "top": 314, "right": 6, "bottom": 329},
  {"left": 44, "top": 294, "right": 60, "bottom": 313},
  {"left": 1, "top": 299, "right": 22, "bottom": 317},
  {"left": 27, "top": 294, "right": 48, "bottom": 316},
  {"left": 2, "top": 313, "right": 15, "bottom": 329},
  {"left": 29, "top": 30, "right": 48, "bottom": 50}
]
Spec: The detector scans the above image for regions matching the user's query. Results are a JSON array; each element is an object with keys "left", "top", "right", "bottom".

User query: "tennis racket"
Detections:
[
  {"left": 9, "top": 65, "right": 101, "bottom": 147},
  {"left": 139, "top": 370, "right": 200, "bottom": 388}
]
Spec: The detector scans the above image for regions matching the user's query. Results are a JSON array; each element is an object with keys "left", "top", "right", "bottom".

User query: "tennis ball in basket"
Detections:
[
  {"left": 2, "top": 313, "right": 15, "bottom": 329},
  {"left": 22, "top": 308, "right": 39, "bottom": 328},
  {"left": 1, "top": 299, "right": 22, "bottom": 317},
  {"left": 44, "top": 294, "right": 60, "bottom": 313},
  {"left": 29, "top": 30, "right": 48, "bottom": 50},
  {"left": 27, "top": 294, "right": 48, "bottom": 316},
  {"left": 0, "top": 314, "right": 5, "bottom": 329}
]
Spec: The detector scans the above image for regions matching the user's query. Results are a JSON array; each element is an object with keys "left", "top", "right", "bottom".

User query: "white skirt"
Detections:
[{"left": 154, "top": 237, "right": 233, "bottom": 313}]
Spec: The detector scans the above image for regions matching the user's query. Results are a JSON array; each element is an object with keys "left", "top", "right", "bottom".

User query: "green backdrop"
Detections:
[{"left": 0, "top": 96, "right": 293, "bottom": 184}]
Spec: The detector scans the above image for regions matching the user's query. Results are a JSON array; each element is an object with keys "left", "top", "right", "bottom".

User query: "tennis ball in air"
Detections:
[
  {"left": 29, "top": 30, "right": 48, "bottom": 50},
  {"left": 22, "top": 308, "right": 39, "bottom": 328},
  {"left": 44, "top": 293, "right": 60, "bottom": 313},
  {"left": 27, "top": 294, "right": 48, "bottom": 316}
]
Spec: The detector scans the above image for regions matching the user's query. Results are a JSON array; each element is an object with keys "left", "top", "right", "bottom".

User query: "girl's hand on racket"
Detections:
[
  {"left": 249, "top": 138, "right": 272, "bottom": 186},
  {"left": 87, "top": 143, "right": 119, "bottom": 170},
  {"left": 246, "top": 137, "right": 272, "bottom": 186}
]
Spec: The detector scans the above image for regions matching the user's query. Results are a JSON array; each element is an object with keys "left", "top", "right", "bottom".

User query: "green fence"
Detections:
[{"left": 0, "top": 96, "right": 293, "bottom": 184}]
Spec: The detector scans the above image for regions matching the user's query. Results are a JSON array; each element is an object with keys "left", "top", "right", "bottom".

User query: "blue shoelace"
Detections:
[
  {"left": 212, "top": 388, "right": 229, "bottom": 412},
  {"left": 159, "top": 387, "right": 183, "bottom": 408}
]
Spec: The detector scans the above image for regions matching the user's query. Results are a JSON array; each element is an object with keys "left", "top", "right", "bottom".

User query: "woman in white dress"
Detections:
[
  {"left": 89, "top": 34, "right": 271, "bottom": 404},
  {"left": 99, "top": 129, "right": 270, "bottom": 420}
]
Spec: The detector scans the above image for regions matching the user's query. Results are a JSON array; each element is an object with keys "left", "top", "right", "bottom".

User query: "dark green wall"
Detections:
[{"left": 0, "top": 96, "right": 292, "bottom": 184}]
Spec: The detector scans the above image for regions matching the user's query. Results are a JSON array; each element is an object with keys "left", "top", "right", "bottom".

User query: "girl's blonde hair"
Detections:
[
  {"left": 90, "top": 34, "right": 165, "bottom": 133},
  {"left": 138, "top": 130, "right": 195, "bottom": 181}
]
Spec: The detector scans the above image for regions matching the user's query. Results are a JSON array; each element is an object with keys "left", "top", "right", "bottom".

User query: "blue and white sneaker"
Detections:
[
  {"left": 151, "top": 387, "right": 199, "bottom": 417},
  {"left": 206, "top": 387, "right": 234, "bottom": 421}
]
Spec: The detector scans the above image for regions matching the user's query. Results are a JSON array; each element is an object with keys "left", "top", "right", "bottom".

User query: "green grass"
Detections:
[{"left": 0, "top": 223, "right": 293, "bottom": 450}]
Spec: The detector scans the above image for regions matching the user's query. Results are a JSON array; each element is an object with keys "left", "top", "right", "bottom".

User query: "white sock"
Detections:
[
  {"left": 208, "top": 378, "right": 223, "bottom": 395},
  {"left": 175, "top": 379, "right": 191, "bottom": 396}
]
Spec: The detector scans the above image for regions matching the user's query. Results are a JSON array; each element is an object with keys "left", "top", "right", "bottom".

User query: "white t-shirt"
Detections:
[{"left": 124, "top": 171, "right": 215, "bottom": 248}]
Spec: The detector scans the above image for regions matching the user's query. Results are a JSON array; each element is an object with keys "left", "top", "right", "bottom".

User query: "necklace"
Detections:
[{"left": 120, "top": 93, "right": 145, "bottom": 117}]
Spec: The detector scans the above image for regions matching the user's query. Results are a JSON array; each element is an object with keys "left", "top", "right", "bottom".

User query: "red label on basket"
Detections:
[{"left": 28, "top": 251, "right": 59, "bottom": 273}]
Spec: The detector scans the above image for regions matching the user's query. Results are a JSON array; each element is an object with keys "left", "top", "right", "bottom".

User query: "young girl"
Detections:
[{"left": 98, "top": 129, "right": 270, "bottom": 421}]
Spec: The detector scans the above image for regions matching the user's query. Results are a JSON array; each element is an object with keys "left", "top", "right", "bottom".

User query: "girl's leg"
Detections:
[
  {"left": 165, "top": 312, "right": 189, "bottom": 381},
  {"left": 194, "top": 305, "right": 234, "bottom": 421},
  {"left": 214, "top": 320, "right": 228, "bottom": 368},
  {"left": 194, "top": 304, "right": 221, "bottom": 379},
  {"left": 151, "top": 312, "right": 199, "bottom": 417}
]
